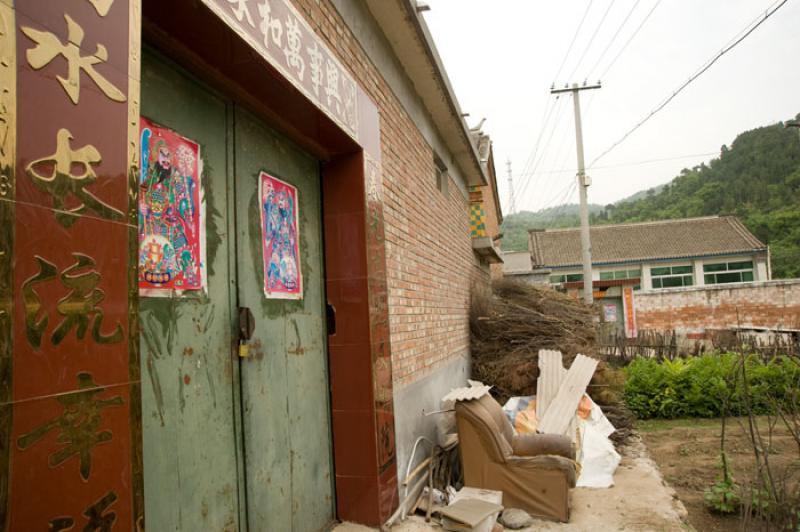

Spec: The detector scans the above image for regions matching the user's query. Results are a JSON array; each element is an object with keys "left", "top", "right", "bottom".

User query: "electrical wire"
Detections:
[
  {"left": 585, "top": 0, "right": 642, "bottom": 81},
  {"left": 553, "top": 0, "right": 595, "bottom": 83},
  {"left": 566, "top": 0, "right": 617, "bottom": 82},
  {"left": 511, "top": 150, "right": 719, "bottom": 179},
  {"left": 513, "top": 0, "right": 597, "bottom": 210},
  {"left": 517, "top": 99, "right": 570, "bottom": 200},
  {"left": 518, "top": 97, "right": 562, "bottom": 184},
  {"left": 597, "top": 0, "right": 662, "bottom": 81},
  {"left": 589, "top": 0, "right": 790, "bottom": 168}
]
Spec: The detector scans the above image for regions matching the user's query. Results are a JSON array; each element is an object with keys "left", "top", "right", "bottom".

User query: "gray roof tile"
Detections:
[{"left": 529, "top": 216, "right": 766, "bottom": 268}]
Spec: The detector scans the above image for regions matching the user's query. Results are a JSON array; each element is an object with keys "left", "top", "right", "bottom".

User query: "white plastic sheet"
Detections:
[{"left": 503, "top": 395, "right": 620, "bottom": 488}]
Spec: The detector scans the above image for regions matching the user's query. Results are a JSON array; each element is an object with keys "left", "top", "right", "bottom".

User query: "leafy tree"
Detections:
[{"left": 501, "top": 115, "right": 800, "bottom": 278}]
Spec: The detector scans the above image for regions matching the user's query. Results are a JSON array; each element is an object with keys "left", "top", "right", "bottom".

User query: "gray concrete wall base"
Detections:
[{"left": 392, "top": 356, "right": 469, "bottom": 490}]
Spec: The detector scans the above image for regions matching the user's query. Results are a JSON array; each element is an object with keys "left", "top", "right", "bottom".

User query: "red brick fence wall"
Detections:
[{"left": 635, "top": 280, "right": 800, "bottom": 336}]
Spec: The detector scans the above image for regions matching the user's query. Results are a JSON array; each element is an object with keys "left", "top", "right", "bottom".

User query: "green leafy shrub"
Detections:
[
  {"left": 624, "top": 353, "right": 800, "bottom": 419},
  {"left": 705, "top": 477, "right": 740, "bottom": 514},
  {"left": 704, "top": 452, "right": 740, "bottom": 514}
]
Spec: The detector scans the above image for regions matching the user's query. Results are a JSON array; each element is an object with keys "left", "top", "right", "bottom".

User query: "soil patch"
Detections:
[{"left": 639, "top": 417, "right": 799, "bottom": 532}]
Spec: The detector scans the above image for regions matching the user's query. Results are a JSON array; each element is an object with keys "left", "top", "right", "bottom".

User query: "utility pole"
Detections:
[
  {"left": 551, "top": 82, "right": 601, "bottom": 304},
  {"left": 506, "top": 159, "right": 516, "bottom": 215}
]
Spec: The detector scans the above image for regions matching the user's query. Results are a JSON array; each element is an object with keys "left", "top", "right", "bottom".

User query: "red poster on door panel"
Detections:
[
  {"left": 259, "top": 171, "right": 303, "bottom": 299},
  {"left": 138, "top": 117, "right": 205, "bottom": 295}
]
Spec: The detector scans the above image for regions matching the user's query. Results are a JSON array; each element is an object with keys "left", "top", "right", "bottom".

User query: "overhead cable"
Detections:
[
  {"left": 566, "top": 0, "right": 617, "bottom": 82},
  {"left": 553, "top": 0, "right": 595, "bottom": 83},
  {"left": 585, "top": 0, "right": 642, "bottom": 81},
  {"left": 589, "top": 0, "right": 790, "bottom": 168},
  {"left": 597, "top": 0, "right": 662, "bottom": 81}
]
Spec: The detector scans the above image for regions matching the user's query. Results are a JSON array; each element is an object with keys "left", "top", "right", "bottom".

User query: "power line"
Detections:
[
  {"left": 510, "top": 150, "right": 719, "bottom": 179},
  {"left": 553, "top": 0, "right": 595, "bottom": 83},
  {"left": 589, "top": 0, "right": 790, "bottom": 168},
  {"left": 597, "top": 0, "right": 662, "bottom": 81},
  {"left": 517, "top": 99, "right": 570, "bottom": 200},
  {"left": 518, "top": 96, "right": 562, "bottom": 183},
  {"left": 585, "top": 0, "right": 641, "bottom": 81},
  {"left": 566, "top": 0, "right": 617, "bottom": 82}
]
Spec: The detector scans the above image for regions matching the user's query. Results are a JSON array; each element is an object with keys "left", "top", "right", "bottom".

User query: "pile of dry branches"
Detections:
[
  {"left": 470, "top": 279, "right": 635, "bottom": 444},
  {"left": 470, "top": 279, "right": 596, "bottom": 402}
]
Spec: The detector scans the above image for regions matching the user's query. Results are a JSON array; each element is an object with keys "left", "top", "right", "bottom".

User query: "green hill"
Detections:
[
  {"left": 501, "top": 116, "right": 800, "bottom": 278},
  {"left": 500, "top": 203, "right": 603, "bottom": 251}
]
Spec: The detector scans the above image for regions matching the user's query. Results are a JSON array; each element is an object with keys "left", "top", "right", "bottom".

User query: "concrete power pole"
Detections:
[
  {"left": 506, "top": 159, "right": 516, "bottom": 215},
  {"left": 551, "top": 82, "right": 601, "bottom": 304}
]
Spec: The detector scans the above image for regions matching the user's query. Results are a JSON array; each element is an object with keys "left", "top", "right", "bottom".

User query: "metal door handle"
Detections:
[
  {"left": 238, "top": 307, "right": 255, "bottom": 358},
  {"left": 238, "top": 307, "right": 255, "bottom": 341}
]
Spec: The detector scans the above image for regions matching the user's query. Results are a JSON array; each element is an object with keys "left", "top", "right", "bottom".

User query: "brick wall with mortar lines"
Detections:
[
  {"left": 636, "top": 280, "right": 800, "bottom": 333},
  {"left": 293, "top": 0, "right": 481, "bottom": 388}
]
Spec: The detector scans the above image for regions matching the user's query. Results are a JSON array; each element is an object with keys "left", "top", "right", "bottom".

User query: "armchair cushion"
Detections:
[
  {"left": 512, "top": 433, "right": 575, "bottom": 460},
  {"left": 455, "top": 394, "right": 578, "bottom": 522}
]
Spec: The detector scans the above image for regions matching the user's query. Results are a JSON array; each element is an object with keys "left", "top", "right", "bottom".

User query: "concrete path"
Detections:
[{"left": 332, "top": 436, "right": 692, "bottom": 532}]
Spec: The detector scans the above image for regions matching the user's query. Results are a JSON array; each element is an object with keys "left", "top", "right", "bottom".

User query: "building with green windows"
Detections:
[{"left": 522, "top": 216, "right": 770, "bottom": 293}]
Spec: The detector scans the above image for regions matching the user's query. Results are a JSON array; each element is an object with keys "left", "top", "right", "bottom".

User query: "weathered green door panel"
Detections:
[
  {"left": 234, "top": 108, "right": 334, "bottom": 531},
  {"left": 285, "top": 312, "right": 336, "bottom": 528},
  {"left": 139, "top": 51, "right": 240, "bottom": 532}
]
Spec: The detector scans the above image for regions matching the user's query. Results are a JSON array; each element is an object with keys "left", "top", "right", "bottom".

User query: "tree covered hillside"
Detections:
[
  {"left": 593, "top": 118, "right": 800, "bottom": 278},
  {"left": 501, "top": 116, "right": 800, "bottom": 278},
  {"left": 500, "top": 204, "right": 603, "bottom": 251}
]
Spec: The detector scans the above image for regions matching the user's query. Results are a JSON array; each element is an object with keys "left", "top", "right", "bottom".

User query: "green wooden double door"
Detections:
[{"left": 138, "top": 52, "right": 334, "bottom": 531}]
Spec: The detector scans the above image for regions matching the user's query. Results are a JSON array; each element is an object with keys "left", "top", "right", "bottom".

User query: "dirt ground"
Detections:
[
  {"left": 334, "top": 436, "right": 690, "bottom": 532},
  {"left": 638, "top": 417, "right": 799, "bottom": 532}
]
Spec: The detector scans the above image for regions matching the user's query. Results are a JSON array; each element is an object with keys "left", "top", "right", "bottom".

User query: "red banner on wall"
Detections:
[{"left": 622, "top": 286, "right": 638, "bottom": 339}]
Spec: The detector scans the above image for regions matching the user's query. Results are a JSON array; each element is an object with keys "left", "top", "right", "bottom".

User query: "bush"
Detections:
[{"left": 624, "top": 353, "right": 800, "bottom": 419}]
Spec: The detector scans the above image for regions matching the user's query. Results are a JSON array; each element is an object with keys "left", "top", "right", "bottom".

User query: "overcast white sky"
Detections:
[{"left": 421, "top": 0, "right": 800, "bottom": 213}]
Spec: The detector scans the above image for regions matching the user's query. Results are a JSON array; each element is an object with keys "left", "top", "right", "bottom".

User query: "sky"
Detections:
[{"left": 421, "top": 0, "right": 800, "bottom": 214}]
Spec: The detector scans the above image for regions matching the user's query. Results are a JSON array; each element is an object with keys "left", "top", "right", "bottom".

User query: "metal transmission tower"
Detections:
[
  {"left": 551, "top": 82, "right": 601, "bottom": 304},
  {"left": 506, "top": 159, "right": 516, "bottom": 215}
]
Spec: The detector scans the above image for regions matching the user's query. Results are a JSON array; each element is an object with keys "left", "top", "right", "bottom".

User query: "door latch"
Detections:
[{"left": 238, "top": 307, "right": 255, "bottom": 358}]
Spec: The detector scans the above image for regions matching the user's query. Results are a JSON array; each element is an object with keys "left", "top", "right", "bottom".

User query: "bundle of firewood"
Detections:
[{"left": 470, "top": 279, "right": 596, "bottom": 402}]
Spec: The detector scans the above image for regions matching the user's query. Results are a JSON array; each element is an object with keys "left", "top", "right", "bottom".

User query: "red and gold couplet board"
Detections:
[{"left": 2, "top": 0, "right": 142, "bottom": 529}]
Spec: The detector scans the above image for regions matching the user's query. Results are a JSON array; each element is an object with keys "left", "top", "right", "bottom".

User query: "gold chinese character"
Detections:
[
  {"left": 49, "top": 490, "right": 119, "bottom": 531},
  {"left": 21, "top": 14, "right": 125, "bottom": 104},
  {"left": 18, "top": 373, "right": 124, "bottom": 481},
  {"left": 22, "top": 253, "right": 124, "bottom": 349},
  {"left": 27, "top": 128, "right": 124, "bottom": 227}
]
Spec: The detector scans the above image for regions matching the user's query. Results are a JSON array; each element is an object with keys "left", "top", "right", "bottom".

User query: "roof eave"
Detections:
[{"left": 364, "top": 0, "right": 488, "bottom": 187}]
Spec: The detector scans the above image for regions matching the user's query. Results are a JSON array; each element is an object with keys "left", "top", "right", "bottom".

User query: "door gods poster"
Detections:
[
  {"left": 260, "top": 172, "right": 303, "bottom": 299},
  {"left": 138, "top": 117, "right": 206, "bottom": 295}
]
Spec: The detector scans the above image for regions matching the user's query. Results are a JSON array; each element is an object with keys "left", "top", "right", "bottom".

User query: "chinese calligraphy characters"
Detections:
[
  {"left": 22, "top": 253, "right": 123, "bottom": 349},
  {"left": 17, "top": 372, "right": 124, "bottom": 481},
  {"left": 26, "top": 128, "right": 124, "bottom": 227},
  {"left": 21, "top": 14, "right": 125, "bottom": 104}
]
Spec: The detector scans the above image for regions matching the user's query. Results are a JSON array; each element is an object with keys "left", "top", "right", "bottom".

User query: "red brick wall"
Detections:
[
  {"left": 293, "top": 0, "right": 481, "bottom": 388},
  {"left": 636, "top": 281, "right": 800, "bottom": 333}
]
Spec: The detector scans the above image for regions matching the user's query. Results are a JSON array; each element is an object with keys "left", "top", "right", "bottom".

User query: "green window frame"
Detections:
[
  {"left": 599, "top": 268, "right": 642, "bottom": 290},
  {"left": 549, "top": 273, "right": 583, "bottom": 284},
  {"left": 651, "top": 265, "right": 693, "bottom": 289},
  {"left": 703, "top": 260, "right": 755, "bottom": 285}
]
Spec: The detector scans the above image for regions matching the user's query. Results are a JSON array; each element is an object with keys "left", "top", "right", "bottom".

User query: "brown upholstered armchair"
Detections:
[{"left": 454, "top": 394, "right": 578, "bottom": 522}]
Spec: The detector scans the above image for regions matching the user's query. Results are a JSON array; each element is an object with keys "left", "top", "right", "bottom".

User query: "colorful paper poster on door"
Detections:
[
  {"left": 260, "top": 171, "right": 303, "bottom": 299},
  {"left": 138, "top": 117, "right": 206, "bottom": 296}
]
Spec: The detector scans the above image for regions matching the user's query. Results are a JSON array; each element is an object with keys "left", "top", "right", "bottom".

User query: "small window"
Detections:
[
  {"left": 434, "top": 155, "right": 448, "bottom": 195},
  {"left": 549, "top": 273, "right": 583, "bottom": 284},
  {"left": 599, "top": 268, "right": 641, "bottom": 289},
  {"left": 703, "top": 260, "right": 755, "bottom": 285},
  {"left": 651, "top": 265, "right": 693, "bottom": 289}
]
